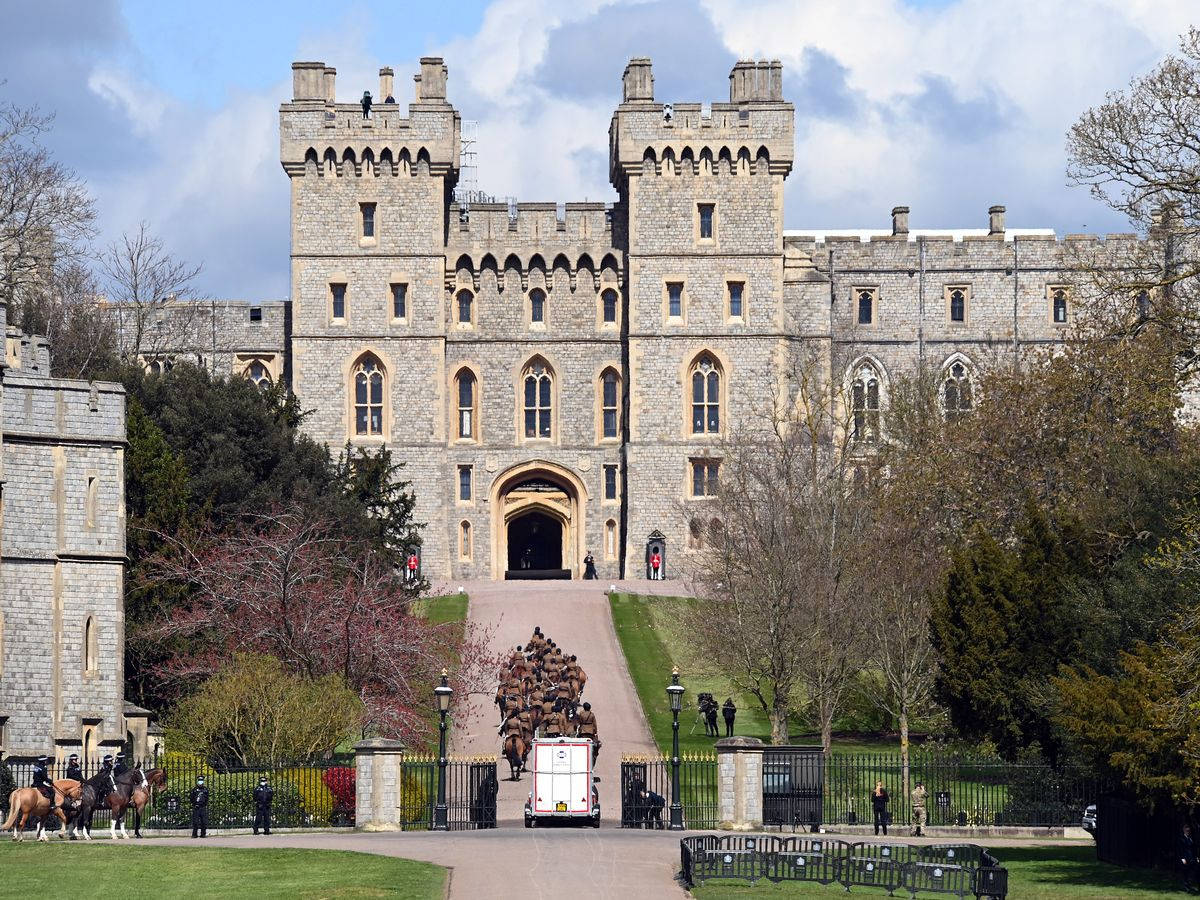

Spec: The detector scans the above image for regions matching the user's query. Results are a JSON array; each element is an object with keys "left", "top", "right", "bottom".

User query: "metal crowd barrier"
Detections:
[{"left": 680, "top": 835, "right": 1008, "bottom": 899}]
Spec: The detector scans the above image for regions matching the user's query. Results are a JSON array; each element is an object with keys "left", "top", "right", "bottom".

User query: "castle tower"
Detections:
[
  {"left": 280, "top": 58, "right": 460, "bottom": 575},
  {"left": 609, "top": 59, "right": 797, "bottom": 569}
]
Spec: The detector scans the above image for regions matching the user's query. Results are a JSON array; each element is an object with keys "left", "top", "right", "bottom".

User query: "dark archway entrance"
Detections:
[{"left": 506, "top": 510, "right": 567, "bottom": 579}]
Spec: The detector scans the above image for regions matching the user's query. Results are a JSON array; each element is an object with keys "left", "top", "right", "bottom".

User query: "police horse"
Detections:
[
  {"left": 2, "top": 781, "right": 78, "bottom": 841},
  {"left": 70, "top": 767, "right": 164, "bottom": 840}
]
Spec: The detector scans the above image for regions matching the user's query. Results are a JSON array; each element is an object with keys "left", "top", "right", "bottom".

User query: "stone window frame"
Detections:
[
  {"left": 941, "top": 353, "right": 976, "bottom": 422},
  {"left": 695, "top": 200, "right": 718, "bottom": 247},
  {"left": 455, "top": 287, "right": 476, "bottom": 329},
  {"left": 688, "top": 456, "right": 721, "bottom": 499},
  {"left": 459, "top": 519, "right": 472, "bottom": 561},
  {"left": 725, "top": 274, "right": 749, "bottom": 323},
  {"left": 345, "top": 349, "right": 391, "bottom": 444},
  {"left": 328, "top": 276, "right": 349, "bottom": 325},
  {"left": 662, "top": 277, "right": 688, "bottom": 325},
  {"left": 682, "top": 349, "right": 727, "bottom": 439},
  {"left": 389, "top": 275, "right": 411, "bottom": 324},
  {"left": 854, "top": 286, "right": 879, "bottom": 328},
  {"left": 602, "top": 464, "right": 619, "bottom": 504},
  {"left": 359, "top": 201, "right": 378, "bottom": 246},
  {"left": 451, "top": 364, "right": 482, "bottom": 444},
  {"left": 526, "top": 287, "right": 549, "bottom": 330},
  {"left": 515, "top": 354, "right": 559, "bottom": 446},
  {"left": 82, "top": 614, "right": 98, "bottom": 676},
  {"left": 847, "top": 357, "right": 885, "bottom": 444},
  {"left": 595, "top": 364, "right": 622, "bottom": 443},
  {"left": 598, "top": 284, "right": 621, "bottom": 330},
  {"left": 945, "top": 284, "right": 970, "bottom": 327},
  {"left": 604, "top": 518, "right": 618, "bottom": 561},
  {"left": 249, "top": 306, "right": 263, "bottom": 323},
  {"left": 85, "top": 471, "right": 99, "bottom": 530},
  {"left": 1048, "top": 284, "right": 1071, "bottom": 326},
  {"left": 236, "top": 354, "right": 280, "bottom": 388},
  {"left": 457, "top": 464, "right": 474, "bottom": 506}
]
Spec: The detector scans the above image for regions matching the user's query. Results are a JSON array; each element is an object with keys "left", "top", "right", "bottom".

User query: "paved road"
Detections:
[{"left": 446, "top": 579, "right": 662, "bottom": 830}]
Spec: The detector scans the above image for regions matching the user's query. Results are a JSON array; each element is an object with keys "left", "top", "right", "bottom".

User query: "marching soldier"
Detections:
[
  {"left": 65, "top": 753, "right": 83, "bottom": 782},
  {"left": 252, "top": 776, "right": 273, "bottom": 836},
  {"left": 911, "top": 780, "right": 928, "bottom": 837},
  {"left": 190, "top": 775, "right": 210, "bottom": 838}
]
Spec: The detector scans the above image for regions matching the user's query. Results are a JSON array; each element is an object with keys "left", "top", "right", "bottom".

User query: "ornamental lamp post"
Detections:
[
  {"left": 667, "top": 666, "right": 685, "bottom": 830},
  {"left": 433, "top": 668, "right": 453, "bottom": 831}
]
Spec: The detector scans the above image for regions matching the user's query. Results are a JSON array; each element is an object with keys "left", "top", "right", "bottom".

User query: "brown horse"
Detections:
[
  {"left": 2, "top": 779, "right": 79, "bottom": 841},
  {"left": 128, "top": 768, "right": 166, "bottom": 837},
  {"left": 503, "top": 734, "right": 526, "bottom": 781},
  {"left": 73, "top": 768, "right": 149, "bottom": 840}
]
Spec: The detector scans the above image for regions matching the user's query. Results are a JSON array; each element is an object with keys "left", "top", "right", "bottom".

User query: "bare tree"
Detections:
[
  {"left": 684, "top": 345, "right": 870, "bottom": 749},
  {"left": 0, "top": 99, "right": 95, "bottom": 311},
  {"left": 100, "top": 221, "right": 204, "bottom": 361},
  {"left": 11, "top": 259, "right": 116, "bottom": 378}
]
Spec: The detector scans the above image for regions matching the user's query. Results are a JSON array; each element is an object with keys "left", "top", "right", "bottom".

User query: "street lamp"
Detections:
[
  {"left": 433, "top": 668, "right": 453, "bottom": 831},
  {"left": 667, "top": 666, "right": 685, "bottom": 830}
]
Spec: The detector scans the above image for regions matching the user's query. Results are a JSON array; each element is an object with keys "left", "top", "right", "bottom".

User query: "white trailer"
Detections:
[{"left": 523, "top": 737, "right": 600, "bottom": 828}]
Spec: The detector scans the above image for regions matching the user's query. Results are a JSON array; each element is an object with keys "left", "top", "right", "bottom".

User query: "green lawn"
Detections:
[
  {"left": 690, "top": 845, "right": 1192, "bottom": 898},
  {"left": 0, "top": 844, "right": 445, "bottom": 899},
  {"left": 415, "top": 591, "right": 468, "bottom": 625},
  {"left": 609, "top": 592, "right": 901, "bottom": 757}
]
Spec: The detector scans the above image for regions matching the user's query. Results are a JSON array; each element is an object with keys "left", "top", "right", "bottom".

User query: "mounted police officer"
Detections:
[
  {"left": 65, "top": 753, "right": 83, "bottom": 782},
  {"left": 190, "top": 776, "right": 210, "bottom": 838},
  {"left": 31, "top": 755, "right": 56, "bottom": 810},
  {"left": 112, "top": 752, "right": 129, "bottom": 779},
  {"left": 252, "top": 777, "right": 273, "bottom": 836}
]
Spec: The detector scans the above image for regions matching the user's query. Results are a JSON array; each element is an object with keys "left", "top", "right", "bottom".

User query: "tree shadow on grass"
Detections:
[{"left": 997, "top": 845, "right": 1189, "bottom": 896}]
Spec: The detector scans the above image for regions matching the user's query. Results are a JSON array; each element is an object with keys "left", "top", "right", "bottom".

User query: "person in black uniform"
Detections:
[
  {"left": 190, "top": 776, "right": 210, "bottom": 838},
  {"left": 1181, "top": 823, "right": 1198, "bottom": 894},
  {"left": 112, "top": 752, "right": 129, "bottom": 779},
  {"left": 252, "top": 777, "right": 273, "bottom": 835},
  {"left": 722, "top": 698, "right": 737, "bottom": 737},
  {"left": 704, "top": 699, "right": 719, "bottom": 739},
  {"left": 640, "top": 789, "right": 666, "bottom": 829},
  {"left": 65, "top": 754, "right": 83, "bottom": 782},
  {"left": 583, "top": 551, "right": 597, "bottom": 579},
  {"left": 31, "top": 756, "right": 56, "bottom": 810}
]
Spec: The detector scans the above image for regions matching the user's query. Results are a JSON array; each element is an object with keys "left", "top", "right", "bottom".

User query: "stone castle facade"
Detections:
[
  {"left": 0, "top": 305, "right": 139, "bottom": 763},
  {"left": 127, "top": 56, "right": 1143, "bottom": 583}
]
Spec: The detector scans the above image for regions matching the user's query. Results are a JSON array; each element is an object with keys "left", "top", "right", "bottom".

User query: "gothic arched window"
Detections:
[
  {"left": 600, "top": 368, "right": 621, "bottom": 439},
  {"left": 943, "top": 360, "right": 973, "bottom": 421},
  {"left": 1052, "top": 287, "right": 1069, "bottom": 324},
  {"left": 457, "top": 289, "right": 474, "bottom": 325},
  {"left": 523, "top": 358, "right": 553, "bottom": 439},
  {"left": 455, "top": 369, "right": 477, "bottom": 440},
  {"left": 83, "top": 616, "right": 97, "bottom": 674},
  {"left": 602, "top": 289, "right": 618, "bottom": 324},
  {"left": 530, "top": 288, "right": 546, "bottom": 324},
  {"left": 352, "top": 354, "right": 386, "bottom": 436},
  {"left": 246, "top": 360, "right": 272, "bottom": 392},
  {"left": 690, "top": 354, "right": 722, "bottom": 435},
  {"left": 851, "top": 363, "right": 881, "bottom": 442}
]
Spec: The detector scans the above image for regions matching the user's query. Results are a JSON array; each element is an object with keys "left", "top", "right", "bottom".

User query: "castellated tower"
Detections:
[
  {"left": 281, "top": 59, "right": 460, "bottom": 577},
  {"left": 608, "top": 59, "right": 800, "bottom": 569}
]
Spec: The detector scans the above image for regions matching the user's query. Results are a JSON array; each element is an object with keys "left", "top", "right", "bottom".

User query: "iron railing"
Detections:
[
  {"left": 680, "top": 835, "right": 1008, "bottom": 898},
  {"left": 397, "top": 755, "right": 498, "bottom": 831},
  {"left": 824, "top": 753, "right": 1102, "bottom": 829},
  {"left": 620, "top": 754, "right": 720, "bottom": 830}
]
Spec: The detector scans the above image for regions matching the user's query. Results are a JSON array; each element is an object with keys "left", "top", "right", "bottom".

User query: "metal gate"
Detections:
[
  {"left": 762, "top": 746, "right": 824, "bottom": 830},
  {"left": 398, "top": 755, "right": 498, "bottom": 831}
]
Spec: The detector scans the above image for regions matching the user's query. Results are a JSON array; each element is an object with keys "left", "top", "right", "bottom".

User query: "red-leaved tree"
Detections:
[{"left": 142, "top": 507, "right": 497, "bottom": 744}]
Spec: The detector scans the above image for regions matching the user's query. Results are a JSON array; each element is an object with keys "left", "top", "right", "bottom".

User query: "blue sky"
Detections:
[{"left": 2, "top": 0, "right": 1197, "bottom": 298}]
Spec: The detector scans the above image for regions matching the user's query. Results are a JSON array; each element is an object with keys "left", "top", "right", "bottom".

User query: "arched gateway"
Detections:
[{"left": 491, "top": 461, "right": 587, "bottom": 580}]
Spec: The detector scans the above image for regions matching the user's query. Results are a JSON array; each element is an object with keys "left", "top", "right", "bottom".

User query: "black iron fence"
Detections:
[
  {"left": 825, "top": 753, "right": 1102, "bottom": 829},
  {"left": 620, "top": 754, "right": 720, "bottom": 830},
  {"left": 1, "top": 756, "right": 356, "bottom": 831},
  {"left": 764, "top": 746, "right": 824, "bottom": 829},
  {"left": 397, "top": 755, "right": 498, "bottom": 831},
  {"left": 680, "top": 835, "right": 1008, "bottom": 898}
]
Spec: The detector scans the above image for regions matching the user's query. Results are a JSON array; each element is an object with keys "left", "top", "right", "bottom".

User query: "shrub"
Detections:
[
  {"left": 279, "top": 767, "right": 336, "bottom": 824},
  {"left": 322, "top": 766, "right": 356, "bottom": 821}
]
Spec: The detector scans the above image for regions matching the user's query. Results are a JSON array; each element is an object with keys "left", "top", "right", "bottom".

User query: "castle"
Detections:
[
  {"left": 0, "top": 305, "right": 147, "bottom": 763},
  {"left": 124, "top": 56, "right": 1139, "bottom": 583}
]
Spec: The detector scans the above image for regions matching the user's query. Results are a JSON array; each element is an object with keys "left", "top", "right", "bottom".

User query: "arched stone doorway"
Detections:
[{"left": 491, "top": 461, "right": 586, "bottom": 580}]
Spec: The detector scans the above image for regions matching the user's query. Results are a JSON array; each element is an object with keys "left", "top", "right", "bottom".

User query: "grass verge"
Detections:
[
  {"left": 0, "top": 844, "right": 446, "bottom": 899},
  {"left": 415, "top": 592, "right": 469, "bottom": 626},
  {"left": 689, "top": 845, "right": 1192, "bottom": 899}
]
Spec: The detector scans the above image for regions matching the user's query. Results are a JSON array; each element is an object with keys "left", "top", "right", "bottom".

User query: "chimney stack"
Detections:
[
  {"left": 291, "top": 61, "right": 326, "bottom": 101},
  {"left": 622, "top": 58, "right": 654, "bottom": 102},
  {"left": 415, "top": 57, "right": 448, "bottom": 101},
  {"left": 322, "top": 67, "right": 337, "bottom": 103},
  {"left": 892, "top": 206, "right": 910, "bottom": 237},
  {"left": 379, "top": 67, "right": 394, "bottom": 102},
  {"left": 988, "top": 205, "right": 1006, "bottom": 236}
]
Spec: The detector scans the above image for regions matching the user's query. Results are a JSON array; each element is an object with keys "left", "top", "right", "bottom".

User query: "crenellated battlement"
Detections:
[
  {"left": 609, "top": 58, "right": 794, "bottom": 185},
  {"left": 281, "top": 59, "right": 459, "bottom": 178}
]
